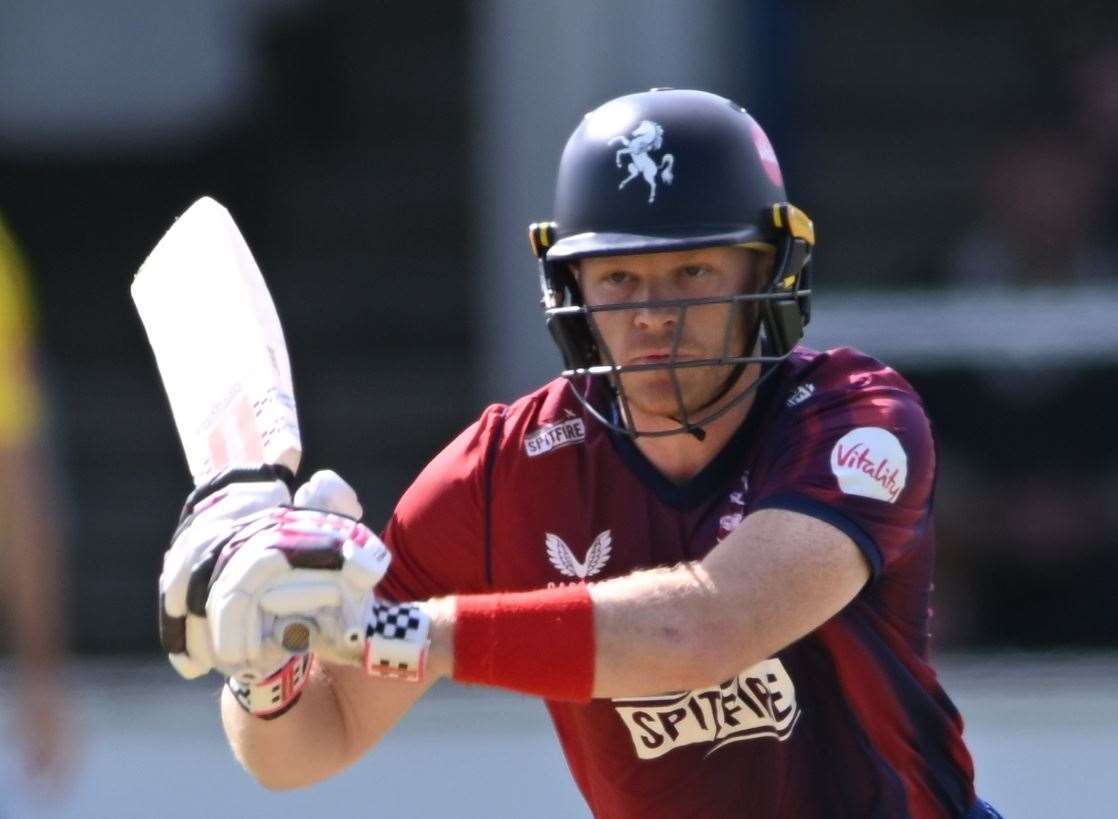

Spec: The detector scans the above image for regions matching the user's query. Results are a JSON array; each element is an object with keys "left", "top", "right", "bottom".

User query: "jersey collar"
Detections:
[{"left": 605, "top": 362, "right": 784, "bottom": 510}]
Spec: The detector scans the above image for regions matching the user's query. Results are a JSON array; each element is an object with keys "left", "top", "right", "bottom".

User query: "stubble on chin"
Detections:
[{"left": 618, "top": 364, "right": 737, "bottom": 419}]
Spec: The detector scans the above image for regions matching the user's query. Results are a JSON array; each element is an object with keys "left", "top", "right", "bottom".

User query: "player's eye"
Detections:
[
  {"left": 680, "top": 265, "right": 711, "bottom": 279},
  {"left": 604, "top": 270, "right": 631, "bottom": 286}
]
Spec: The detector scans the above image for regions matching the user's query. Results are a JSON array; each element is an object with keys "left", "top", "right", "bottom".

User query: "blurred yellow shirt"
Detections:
[{"left": 0, "top": 215, "right": 41, "bottom": 446}]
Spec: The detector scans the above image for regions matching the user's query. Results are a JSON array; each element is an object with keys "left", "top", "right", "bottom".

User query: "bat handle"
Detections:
[{"left": 274, "top": 616, "right": 318, "bottom": 654}]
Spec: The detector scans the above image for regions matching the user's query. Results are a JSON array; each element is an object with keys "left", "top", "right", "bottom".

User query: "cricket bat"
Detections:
[{"left": 131, "top": 197, "right": 302, "bottom": 486}]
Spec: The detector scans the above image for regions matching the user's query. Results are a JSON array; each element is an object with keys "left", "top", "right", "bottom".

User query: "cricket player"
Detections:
[{"left": 159, "top": 89, "right": 1001, "bottom": 817}]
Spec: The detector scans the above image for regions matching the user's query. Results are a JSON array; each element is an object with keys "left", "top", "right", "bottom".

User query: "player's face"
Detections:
[{"left": 577, "top": 246, "right": 770, "bottom": 421}]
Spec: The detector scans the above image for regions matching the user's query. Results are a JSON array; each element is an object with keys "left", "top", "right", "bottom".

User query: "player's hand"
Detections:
[
  {"left": 204, "top": 505, "right": 392, "bottom": 681},
  {"left": 159, "top": 467, "right": 294, "bottom": 680},
  {"left": 159, "top": 467, "right": 366, "bottom": 680}
]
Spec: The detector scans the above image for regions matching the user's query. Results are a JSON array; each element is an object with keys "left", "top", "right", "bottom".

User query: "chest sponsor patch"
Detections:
[
  {"left": 524, "top": 414, "right": 586, "bottom": 457},
  {"left": 830, "top": 426, "right": 907, "bottom": 503},
  {"left": 612, "top": 658, "right": 799, "bottom": 760}
]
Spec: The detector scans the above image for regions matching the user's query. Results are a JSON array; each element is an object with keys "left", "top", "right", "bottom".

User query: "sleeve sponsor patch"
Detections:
[{"left": 829, "top": 427, "right": 908, "bottom": 503}]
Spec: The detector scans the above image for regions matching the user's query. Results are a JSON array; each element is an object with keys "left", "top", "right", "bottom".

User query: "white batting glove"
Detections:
[
  {"left": 205, "top": 507, "right": 392, "bottom": 680},
  {"left": 293, "top": 469, "right": 363, "bottom": 518},
  {"left": 211, "top": 506, "right": 393, "bottom": 717},
  {"left": 159, "top": 468, "right": 364, "bottom": 681},
  {"left": 212, "top": 515, "right": 433, "bottom": 717},
  {"left": 159, "top": 467, "right": 294, "bottom": 680}
]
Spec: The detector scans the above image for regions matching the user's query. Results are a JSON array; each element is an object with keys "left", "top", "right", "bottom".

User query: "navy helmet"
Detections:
[{"left": 528, "top": 88, "right": 815, "bottom": 438}]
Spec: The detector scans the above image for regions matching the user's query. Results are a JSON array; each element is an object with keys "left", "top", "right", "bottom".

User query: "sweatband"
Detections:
[{"left": 453, "top": 583, "right": 595, "bottom": 702}]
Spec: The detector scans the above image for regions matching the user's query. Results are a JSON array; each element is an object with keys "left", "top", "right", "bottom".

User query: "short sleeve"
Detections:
[
  {"left": 751, "top": 368, "right": 935, "bottom": 579},
  {"left": 377, "top": 403, "right": 506, "bottom": 602}
]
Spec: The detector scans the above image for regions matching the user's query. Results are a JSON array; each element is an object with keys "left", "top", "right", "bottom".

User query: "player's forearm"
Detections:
[
  {"left": 223, "top": 659, "right": 433, "bottom": 791},
  {"left": 428, "top": 510, "right": 869, "bottom": 702},
  {"left": 426, "top": 564, "right": 750, "bottom": 700},
  {"left": 588, "top": 562, "right": 750, "bottom": 696},
  {"left": 221, "top": 663, "right": 360, "bottom": 790}
]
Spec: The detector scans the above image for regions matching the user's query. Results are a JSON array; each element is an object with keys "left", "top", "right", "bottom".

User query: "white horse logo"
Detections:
[{"left": 609, "top": 120, "right": 675, "bottom": 203}]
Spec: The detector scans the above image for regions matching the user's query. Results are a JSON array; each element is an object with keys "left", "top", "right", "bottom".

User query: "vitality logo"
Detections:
[{"left": 830, "top": 426, "right": 908, "bottom": 503}]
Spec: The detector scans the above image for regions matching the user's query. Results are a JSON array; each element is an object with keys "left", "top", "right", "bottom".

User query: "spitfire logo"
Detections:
[
  {"left": 546, "top": 530, "right": 612, "bottom": 579},
  {"left": 524, "top": 410, "right": 586, "bottom": 458},
  {"left": 609, "top": 120, "right": 675, "bottom": 203},
  {"left": 613, "top": 658, "right": 800, "bottom": 760}
]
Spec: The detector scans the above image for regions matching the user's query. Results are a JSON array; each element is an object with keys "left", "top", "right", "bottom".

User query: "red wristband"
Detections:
[{"left": 453, "top": 583, "right": 595, "bottom": 702}]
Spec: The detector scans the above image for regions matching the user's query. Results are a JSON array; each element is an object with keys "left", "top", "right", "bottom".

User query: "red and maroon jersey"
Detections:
[{"left": 379, "top": 347, "right": 977, "bottom": 819}]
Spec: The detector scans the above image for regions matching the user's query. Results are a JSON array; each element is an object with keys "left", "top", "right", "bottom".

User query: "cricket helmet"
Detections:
[{"left": 528, "top": 88, "right": 815, "bottom": 438}]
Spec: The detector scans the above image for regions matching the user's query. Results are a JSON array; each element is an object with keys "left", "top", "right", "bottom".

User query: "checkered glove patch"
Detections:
[{"left": 363, "top": 603, "right": 431, "bottom": 682}]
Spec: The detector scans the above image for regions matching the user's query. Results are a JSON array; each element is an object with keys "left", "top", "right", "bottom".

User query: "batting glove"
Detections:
[
  {"left": 209, "top": 512, "right": 431, "bottom": 715},
  {"left": 159, "top": 466, "right": 295, "bottom": 680},
  {"left": 204, "top": 506, "right": 391, "bottom": 676},
  {"left": 159, "top": 467, "right": 366, "bottom": 681}
]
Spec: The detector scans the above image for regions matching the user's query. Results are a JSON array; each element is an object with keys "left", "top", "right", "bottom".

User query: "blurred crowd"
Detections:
[
  {"left": 943, "top": 42, "right": 1118, "bottom": 288},
  {"left": 928, "top": 35, "right": 1118, "bottom": 647}
]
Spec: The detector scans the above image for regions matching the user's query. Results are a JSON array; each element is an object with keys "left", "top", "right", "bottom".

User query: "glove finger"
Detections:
[
  {"left": 259, "top": 581, "right": 343, "bottom": 615},
  {"left": 160, "top": 552, "right": 192, "bottom": 618},
  {"left": 210, "top": 547, "right": 291, "bottom": 604},
  {"left": 190, "top": 480, "right": 291, "bottom": 525},
  {"left": 338, "top": 591, "right": 373, "bottom": 645},
  {"left": 160, "top": 592, "right": 187, "bottom": 654},
  {"left": 161, "top": 520, "right": 223, "bottom": 617},
  {"left": 206, "top": 543, "right": 288, "bottom": 665},
  {"left": 184, "top": 532, "right": 236, "bottom": 617},
  {"left": 245, "top": 598, "right": 264, "bottom": 666},
  {"left": 341, "top": 539, "right": 392, "bottom": 589},
  {"left": 168, "top": 652, "right": 211, "bottom": 680},
  {"left": 294, "top": 470, "right": 363, "bottom": 518},
  {"left": 185, "top": 613, "right": 216, "bottom": 671},
  {"left": 209, "top": 590, "right": 253, "bottom": 665}
]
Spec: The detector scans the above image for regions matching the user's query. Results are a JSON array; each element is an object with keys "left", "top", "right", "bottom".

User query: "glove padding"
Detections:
[
  {"left": 159, "top": 468, "right": 373, "bottom": 680},
  {"left": 205, "top": 506, "right": 391, "bottom": 683},
  {"left": 160, "top": 467, "right": 294, "bottom": 679}
]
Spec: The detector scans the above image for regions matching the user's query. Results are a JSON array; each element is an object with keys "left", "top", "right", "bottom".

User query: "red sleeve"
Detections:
[
  {"left": 377, "top": 403, "right": 506, "bottom": 602},
  {"left": 751, "top": 365, "right": 935, "bottom": 579}
]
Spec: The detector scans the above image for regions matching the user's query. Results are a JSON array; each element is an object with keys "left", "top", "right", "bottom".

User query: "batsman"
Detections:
[{"left": 156, "top": 89, "right": 1001, "bottom": 818}]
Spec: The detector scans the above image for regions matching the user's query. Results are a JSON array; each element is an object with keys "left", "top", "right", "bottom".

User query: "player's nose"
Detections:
[
  {"left": 632, "top": 305, "right": 677, "bottom": 334},
  {"left": 629, "top": 282, "right": 679, "bottom": 331}
]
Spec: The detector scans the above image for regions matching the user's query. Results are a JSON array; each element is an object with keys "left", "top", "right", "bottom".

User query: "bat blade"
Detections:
[{"left": 131, "top": 197, "right": 301, "bottom": 485}]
